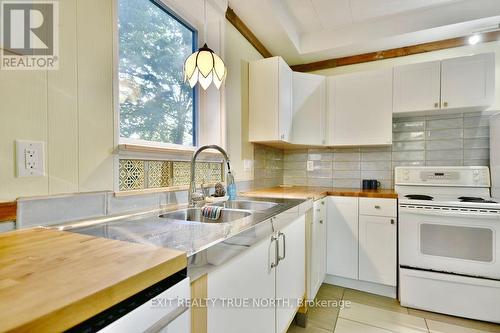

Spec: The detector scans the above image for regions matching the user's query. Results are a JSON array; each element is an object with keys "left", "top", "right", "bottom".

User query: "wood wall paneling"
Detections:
[
  {"left": 48, "top": 0, "right": 79, "bottom": 194},
  {"left": 76, "top": 0, "right": 115, "bottom": 192},
  {"left": 0, "top": 67, "right": 49, "bottom": 200}
]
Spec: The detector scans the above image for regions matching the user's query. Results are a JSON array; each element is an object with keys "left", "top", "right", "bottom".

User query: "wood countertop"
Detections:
[
  {"left": 0, "top": 228, "right": 187, "bottom": 333},
  {"left": 243, "top": 186, "right": 398, "bottom": 200}
]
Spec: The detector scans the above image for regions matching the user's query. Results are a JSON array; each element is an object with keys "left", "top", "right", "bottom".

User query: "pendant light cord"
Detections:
[{"left": 203, "top": 0, "right": 207, "bottom": 44}]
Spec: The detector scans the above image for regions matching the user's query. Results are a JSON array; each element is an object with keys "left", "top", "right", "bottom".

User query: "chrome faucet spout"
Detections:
[{"left": 188, "top": 145, "right": 234, "bottom": 207}]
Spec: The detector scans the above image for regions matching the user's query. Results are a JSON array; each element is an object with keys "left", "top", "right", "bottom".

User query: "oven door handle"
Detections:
[{"left": 399, "top": 207, "right": 500, "bottom": 219}]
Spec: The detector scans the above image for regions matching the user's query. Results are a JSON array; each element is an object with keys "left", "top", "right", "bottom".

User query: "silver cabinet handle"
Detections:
[
  {"left": 271, "top": 235, "right": 279, "bottom": 269},
  {"left": 277, "top": 231, "right": 286, "bottom": 262}
]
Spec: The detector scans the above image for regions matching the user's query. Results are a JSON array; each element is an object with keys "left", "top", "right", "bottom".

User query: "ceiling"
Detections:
[{"left": 227, "top": 0, "right": 500, "bottom": 65}]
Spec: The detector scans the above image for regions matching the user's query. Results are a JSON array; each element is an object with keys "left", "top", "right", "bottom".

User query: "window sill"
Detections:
[
  {"left": 114, "top": 182, "right": 223, "bottom": 197},
  {"left": 118, "top": 143, "right": 223, "bottom": 159}
]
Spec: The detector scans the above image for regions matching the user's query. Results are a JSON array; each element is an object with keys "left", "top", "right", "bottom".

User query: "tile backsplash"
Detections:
[
  {"left": 253, "top": 144, "right": 284, "bottom": 189},
  {"left": 283, "top": 112, "right": 490, "bottom": 189}
]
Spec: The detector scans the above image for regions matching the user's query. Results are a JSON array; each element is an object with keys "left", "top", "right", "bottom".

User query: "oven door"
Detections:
[{"left": 399, "top": 205, "right": 500, "bottom": 279}]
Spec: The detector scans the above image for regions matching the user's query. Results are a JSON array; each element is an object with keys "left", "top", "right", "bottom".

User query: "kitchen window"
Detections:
[{"left": 118, "top": 0, "right": 197, "bottom": 147}]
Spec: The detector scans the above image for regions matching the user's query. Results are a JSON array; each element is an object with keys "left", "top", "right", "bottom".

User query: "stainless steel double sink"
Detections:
[{"left": 159, "top": 200, "right": 279, "bottom": 224}]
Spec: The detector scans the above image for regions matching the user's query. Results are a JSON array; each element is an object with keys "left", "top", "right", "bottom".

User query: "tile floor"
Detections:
[{"left": 288, "top": 284, "right": 500, "bottom": 333}]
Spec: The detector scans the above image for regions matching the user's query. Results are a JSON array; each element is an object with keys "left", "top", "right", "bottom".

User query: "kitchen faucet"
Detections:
[{"left": 188, "top": 145, "right": 234, "bottom": 207}]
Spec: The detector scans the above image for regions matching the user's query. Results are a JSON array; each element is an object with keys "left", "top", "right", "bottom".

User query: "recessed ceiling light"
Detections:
[{"left": 468, "top": 34, "right": 481, "bottom": 45}]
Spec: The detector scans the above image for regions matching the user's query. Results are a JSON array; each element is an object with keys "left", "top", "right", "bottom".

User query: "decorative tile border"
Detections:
[{"left": 119, "top": 159, "right": 223, "bottom": 191}]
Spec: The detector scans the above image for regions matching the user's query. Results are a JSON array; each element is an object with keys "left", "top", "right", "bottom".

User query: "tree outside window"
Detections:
[{"left": 119, "top": 0, "right": 196, "bottom": 146}]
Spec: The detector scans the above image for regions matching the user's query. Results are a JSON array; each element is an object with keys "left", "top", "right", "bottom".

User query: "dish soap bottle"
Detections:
[{"left": 227, "top": 171, "right": 237, "bottom": 200}]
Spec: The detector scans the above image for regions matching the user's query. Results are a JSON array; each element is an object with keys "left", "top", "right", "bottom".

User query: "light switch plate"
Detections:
[
  {"left": 307, "top": 161, "right": 315, "bottom": 172},
  {"left": 16, "top": 140, "right": 45, "bottom": 177},
  {"left": 243, "top": 159, "right": 253, "bottom": 172}
]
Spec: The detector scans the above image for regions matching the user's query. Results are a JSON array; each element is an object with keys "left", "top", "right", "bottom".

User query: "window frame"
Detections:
[{"left": 117, "top": 0, "right": 199, "bottom": 149}]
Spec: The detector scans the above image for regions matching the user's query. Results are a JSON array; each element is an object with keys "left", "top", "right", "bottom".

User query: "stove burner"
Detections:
[
  {"left": 458, "top": 197, "right": 498, "bottom": 203},
  {"left": 405, "top": 194, "right": 434, "bottom": 201}
]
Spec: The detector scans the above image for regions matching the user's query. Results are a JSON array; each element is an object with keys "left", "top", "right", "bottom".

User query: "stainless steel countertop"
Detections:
[{"left": 51, "top": 196, "right": 312, "bottom": 280}]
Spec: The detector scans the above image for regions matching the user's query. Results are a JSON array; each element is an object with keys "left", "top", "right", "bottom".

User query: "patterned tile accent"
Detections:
[
  {"left": 173, "top": 161, "right": 191, "bottom": 186},
  {"left": 120, "top": 159, "right": 223, "bottom": 191},
  {"left": 119, "top": 160, "right": 145, "bottom": 190},
  {"left": 147, "top": 161, "right": 171, "bottom": 188}
]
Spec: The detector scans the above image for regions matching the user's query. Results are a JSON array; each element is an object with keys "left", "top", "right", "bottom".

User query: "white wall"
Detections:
[
  {"left": 313, "top": 40, "right": 500, "bottom": 111},
  {"left": 0, "top": 0, "right": 114, "bottom": 201},
  {"left": 225, "top": 22, "right": 263, "bottom": 182},
  {"left": 0, "top": 0, "right": 259, "bottom": 201}
]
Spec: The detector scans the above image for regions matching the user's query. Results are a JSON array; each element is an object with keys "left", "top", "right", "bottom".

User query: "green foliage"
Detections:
[{"left": 119, "top": 0, "right": 195, "bottom": 146}]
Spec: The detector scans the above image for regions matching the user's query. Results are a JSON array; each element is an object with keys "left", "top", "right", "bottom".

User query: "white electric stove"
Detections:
[{"left": 395, "top": 166, "right": 500, "bottom": 323}]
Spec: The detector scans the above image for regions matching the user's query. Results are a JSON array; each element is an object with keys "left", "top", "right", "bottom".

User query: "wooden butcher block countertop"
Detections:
[
  {"left": 0, "top": 228, "right": 186, "bottom": 333},
  {"left": 243, "top": 186, "right": 398, "bottom": 200}
]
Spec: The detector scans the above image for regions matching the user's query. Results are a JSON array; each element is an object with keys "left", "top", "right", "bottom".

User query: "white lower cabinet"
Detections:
[
  {"left": 308, "top": 199, "right": 327, "bottom": 299},
  {"left": 208, "top": 215, "right": 305, "bottom": 333},
  {"left": 326, "top": 196, "right": 398, "bottom": 294},
  {"left": 358, "top": 215, "right": 397, "bottom": 286},
  {"left": 326, "top": 196, "right": 359, "bottom": 279},
  {"left": 276, "top": 215, "right": 306, "bottom": 333}
]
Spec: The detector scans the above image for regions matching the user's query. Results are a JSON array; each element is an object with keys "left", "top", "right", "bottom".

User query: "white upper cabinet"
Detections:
[
  {"left": 327, "top": 68, "right": 393, "bottom": 146},
  {"left": 441, "top": 53, "right": 495, "bottom": 111},
  {"left": 394, "top": 61, "right": 441, "bottom": 114},
  {"left": 394, "top": 53, "right": 495, "bottom": 116},
  {"left": 249, "top": 56, "right": 292, "bottom": 143},
  {"left": 291, "top": 72, "right": 326, "bottom": 145}
]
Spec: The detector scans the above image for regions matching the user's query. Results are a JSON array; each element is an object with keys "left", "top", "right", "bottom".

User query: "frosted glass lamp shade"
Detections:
[{"left": 184, "top": 43, "right": 227, "bottom": 90}]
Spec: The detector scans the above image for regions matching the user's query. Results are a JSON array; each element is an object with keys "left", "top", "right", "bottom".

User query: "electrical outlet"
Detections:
[
  {"left": 16, "top": 140, "right": 45, "bottom": 177},
  {"left": 243, "top": 159, "right": 253, "bottom": 172},
  {"left": 307, "top": 161, "right": 315, "bottom": 172}
]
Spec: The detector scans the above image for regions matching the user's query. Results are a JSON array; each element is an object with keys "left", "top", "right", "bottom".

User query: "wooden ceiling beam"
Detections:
[
  {"left": 225, "top": 7, "right": 273, "bottom": 58},
  {"left": 291, "top": 30, "right": 500, "bottom": 72}
]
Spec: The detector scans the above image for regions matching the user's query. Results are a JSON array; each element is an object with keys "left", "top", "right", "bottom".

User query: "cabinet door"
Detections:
[
  {"left": 393, "top": 61, "right": 441, "bottom": 114},
  {"left": 279, "top": 58, "right": 293, "bottom": 142},
  {"left": 327, "top": 68, "right": 393, "bottom": 146},
  {"left": 310, "top": 200, "right": 326, "bottom": 299},
  {"left": 207, "top": 236, "right": 276, "bottom": 333},
  {"left": 326, "top": 197, "right": 359, "bottom": 279},
  {"left": 249, "top": 56, "right": 292, "bottom": 142},
  {"left": 359, "top": 215, "right": 397, "bottom": 286},
  {"left": 276, "top": 215, "right": 305, "bottom": 333},
  {"left": 291, "top": 72, "right": 326, "bottom": 145},
  {"left": 441, "top": 53, "right": 495, "bottom": 111}
]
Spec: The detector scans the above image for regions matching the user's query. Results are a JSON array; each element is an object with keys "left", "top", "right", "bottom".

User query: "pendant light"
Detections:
[{"left": 183, "top": 0, "right": 227, "bottom": 90}]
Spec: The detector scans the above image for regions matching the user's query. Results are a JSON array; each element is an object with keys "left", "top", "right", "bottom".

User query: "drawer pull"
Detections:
[
  {"left": 319, "top": 220, "right": 323, "bottom": 224},
  {"left": 391, "top": 219, "right": 395, "bottom": 225},
  {"left": 374, "top": 205, "right": 381, "bottom": 209}
]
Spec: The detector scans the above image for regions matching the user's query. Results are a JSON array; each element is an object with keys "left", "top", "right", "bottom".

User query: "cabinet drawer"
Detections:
[{"left": 359, "top": 198, "right": 396, "bottom": 217}]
